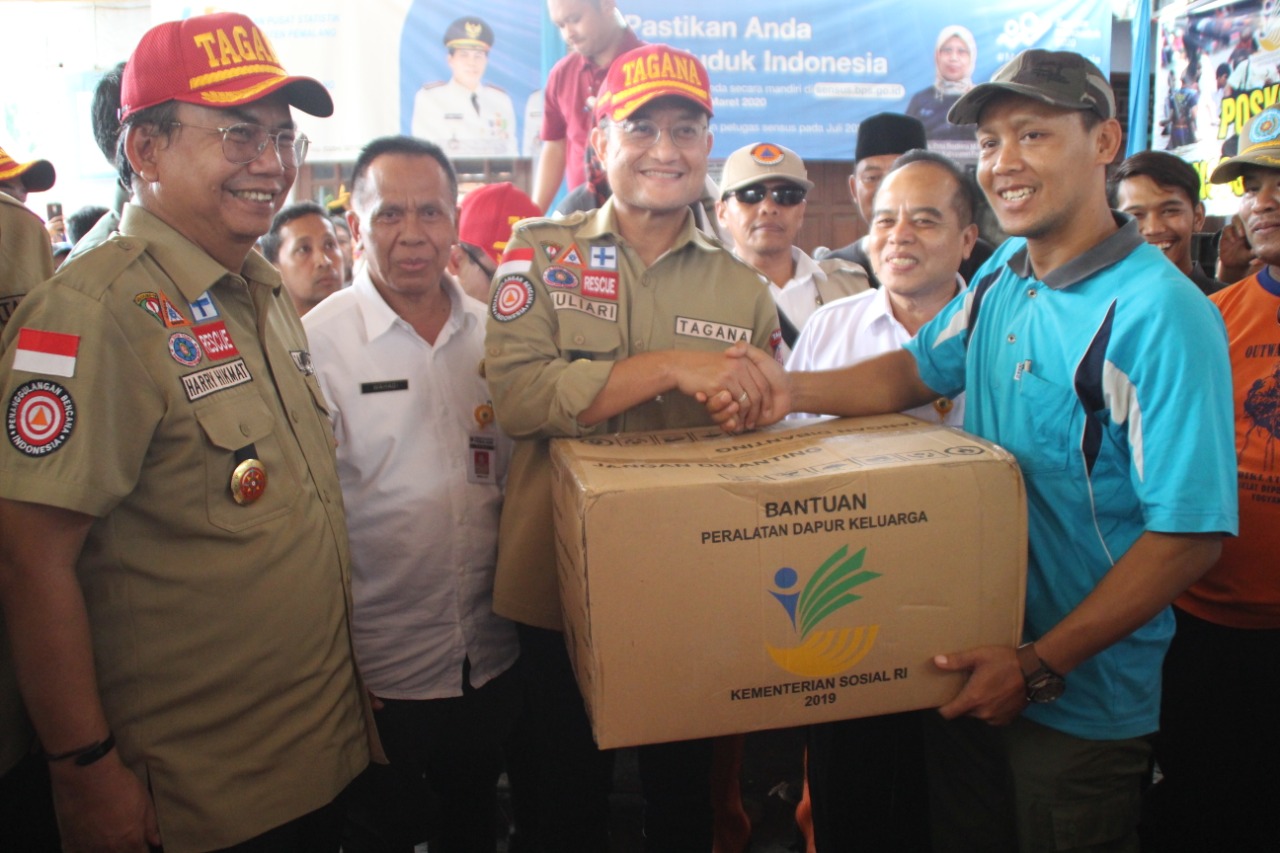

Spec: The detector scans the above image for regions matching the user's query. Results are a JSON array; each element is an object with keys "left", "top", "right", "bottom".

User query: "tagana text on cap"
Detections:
[
  {"left": 720, "top": 143, "right": 813, "bottom": 195},
  {"left": 120, "top": 12, "right": 333, "bottom": 122},
  {"left": 595, "top": 44, "right": 713, "bottom": 124},
  {"left": 947, "top": 48, "right": 1115, "bottom": 126},
  {"left": 458, "top": 182, "right": 542, "bottom": 263},
  {"left": 445, "top": 17, "right": 494, "bottom": 52},
  {"left": 0, "top": 145, "right": 55, "bottom": 193},
  {"left": 1210, "top": 107, "right": 1280, "bottom": 183}
]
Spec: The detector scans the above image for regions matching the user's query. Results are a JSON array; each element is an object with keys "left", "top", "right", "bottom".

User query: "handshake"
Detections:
[{"left": 691, "top": 340, "right": 792, "bottom": 433}]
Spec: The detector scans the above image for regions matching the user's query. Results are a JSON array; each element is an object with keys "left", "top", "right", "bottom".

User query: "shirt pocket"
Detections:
[
  {"left": 193, "top": 393, "right": 301, "bottom": 532},
  {"left": 1000, "top": 369, "right": 1076, "bottom": 475},
  {"left": 559, "top": 315, "right": 623, "bottom": 362}
]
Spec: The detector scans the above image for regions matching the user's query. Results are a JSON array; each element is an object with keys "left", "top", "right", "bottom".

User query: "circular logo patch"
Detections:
[
  {"left": 543, "top": 266, "right": 578, "bottom": 288},
  {"left": 1252, "top": 108, "right": 1280, "bottom": 143},
  {"left": 750, "top": 143, "right": 785, "bottom": 165},
  {"left": 7, "top": 380, "right": 75, "bottom": 456},
  {"left": 491, "top": 275, "right": 535, "bottom": 322},
  {"left": 168, "top": 332, "right": 202, "bottom": 367}
]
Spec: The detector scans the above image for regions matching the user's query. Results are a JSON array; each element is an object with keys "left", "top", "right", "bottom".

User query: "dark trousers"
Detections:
[
  {"left": 344, "top": 661, "right": 521, "bottom": 853},
  {"left": 207, "top": 793, "right": 347, "bottom": 853},
  {"left": 1142, "top": 607, "right": 1280, "bottom": 852},
  {"left": 0, "top": 749, "right": 60, "bottom": 852},
  {"left": 512, "top": 623, "right": 713, "bottom": 853},
  {"left": 806, "top": 711, "right": 933, "bottom": 853}
]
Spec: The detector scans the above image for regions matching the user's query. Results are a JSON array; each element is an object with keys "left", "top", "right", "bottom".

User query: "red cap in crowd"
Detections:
[
  {"left": 458, "top": 182, "right": 541, "bottom": 263},
  {"left": 595, "top": 44, "right": 713, "bottom": 124},
  {"left": 120, "top": 12, "right": 333, "bottom": 122}
]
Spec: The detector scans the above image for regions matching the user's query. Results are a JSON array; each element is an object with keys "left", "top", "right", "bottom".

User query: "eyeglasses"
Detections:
[
  {"left": 169, "top": 121, "right": 310, "bottom": 168},
  {"left": 724, "top": 184, "right": 808, "bottom": 206},
  {"left": 611, "top": 119, "right": 707, "bottom": 149},
  {"left": 459, "top": 242, "right": 495, "bottom": 277}
]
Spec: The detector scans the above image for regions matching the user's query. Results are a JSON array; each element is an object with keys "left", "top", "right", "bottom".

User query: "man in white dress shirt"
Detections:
[
  {"left": 411, "top": 16, "right": 518, "bottom": 159},
  {"left": 715, "top": 142, "right": 869, "bottom": 360},
  {"left": 787, "top": 147, "right": 977, "bottom": 850},
  {"left": 303, "top": 135, "right": 518, "bottom": 853}
]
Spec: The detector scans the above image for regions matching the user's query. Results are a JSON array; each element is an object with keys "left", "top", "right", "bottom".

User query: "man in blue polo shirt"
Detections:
[{"left": 709, "top": 49, "right": 1237, "bottom": 853}]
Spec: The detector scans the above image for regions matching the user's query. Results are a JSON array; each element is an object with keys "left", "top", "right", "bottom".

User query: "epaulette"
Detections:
[
  {"left": 420, "top": 80, "right": 447, "bottom": 91},
  {"left": 486, "top": 83, "right": 508, "bottom": 95},
  {"left": 55, "top": 234, "right": 147, "bottom": 298}
]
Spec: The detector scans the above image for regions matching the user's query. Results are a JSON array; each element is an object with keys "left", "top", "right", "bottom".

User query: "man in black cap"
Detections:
[
  {"left": 708, "top": 48, "right": 1236, "bottom": 853},
  {"left": 412, "top": 16, "right": 518, "bottom": 158},
  {"left": 823, "top": 112, "right": 992, "bottom": 287}
]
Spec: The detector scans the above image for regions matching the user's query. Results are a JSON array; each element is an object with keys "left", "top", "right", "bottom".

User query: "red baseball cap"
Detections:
[
  {"left": 0, "top": 145, "right": 55, "bottom": 193},
  {"left": 120, "top": 12, "right": 333, "bottom": 122},
  {"left": 458, "top": 182, "right": 541, "bottom": 263},
  {"left": 595, "top": 44, "right": 713, "bottom": 124}
]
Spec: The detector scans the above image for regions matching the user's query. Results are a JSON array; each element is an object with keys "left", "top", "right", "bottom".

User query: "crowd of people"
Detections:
[{"left": 0, "top": 3, "right": 1275, "bottom": 853}]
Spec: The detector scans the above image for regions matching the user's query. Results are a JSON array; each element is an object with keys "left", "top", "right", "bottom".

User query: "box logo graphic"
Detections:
[{"left": 767, "top": 545, "right": 880, "bottom": 677}]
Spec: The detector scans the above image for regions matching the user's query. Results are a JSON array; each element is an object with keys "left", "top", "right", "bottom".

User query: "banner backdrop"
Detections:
[
  {"left": 153, "top": 0, "right": 1111, "bottom": 164},
  {"left": 1155, "top": 0, "right": 1270, "bottom": 216}
]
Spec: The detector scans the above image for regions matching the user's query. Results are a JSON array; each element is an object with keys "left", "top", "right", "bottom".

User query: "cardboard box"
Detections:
[{"left": 551, "top": 415, "right": 1027, "bottom": 748}]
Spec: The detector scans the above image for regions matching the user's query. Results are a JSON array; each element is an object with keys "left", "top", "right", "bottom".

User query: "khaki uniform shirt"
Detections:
[
  {"left": 0, "top": 191, "right": 54, "bottom": 335},
  {"left": 484, "top": 200, "right": 781, "bottom": 630},
  {"left": 0, "top": 204, "right": 370, "bottom": 851},
  {"left": 0, "top": 192, "right": 54, "bottom": 776}
]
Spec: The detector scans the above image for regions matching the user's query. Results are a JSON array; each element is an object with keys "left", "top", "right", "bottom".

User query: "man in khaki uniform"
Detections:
[
  {"left": 0, "top": 187, "right": 54, "bottom": 332},
  {"left": 0, "top": 12, "right": 372, "bottom": 852},
  {"left": 0, "top": 165, "right": 59, "bottom": 851},
  {"left": 485, "top": 43, "right": 780, "bottom": 852},
  {"left": 715, "top": 141, "right": 869, "bottom": 357}
]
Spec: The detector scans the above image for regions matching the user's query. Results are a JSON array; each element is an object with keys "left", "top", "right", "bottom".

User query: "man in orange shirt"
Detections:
[{"left": 1145, "top": 106, "right": 1280, "bottom": 853}]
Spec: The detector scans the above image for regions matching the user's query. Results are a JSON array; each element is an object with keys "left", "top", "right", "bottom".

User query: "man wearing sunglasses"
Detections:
[
  {"left": 716, "top": 142, "right": 869, "bottom": 357},
  {"left": 0, "top": 13, "right": 375, "bottom": 852},
  {"left": 485, "top": 43, "right": 780, "bottom": 852}
]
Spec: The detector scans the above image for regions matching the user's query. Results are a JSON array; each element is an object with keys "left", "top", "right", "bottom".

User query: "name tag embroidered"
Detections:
[
  {"left": 550, "top": 290, "right": 618, "bottom": 321},
  {"left": 361, "top": 380, "right": 409, "bottom": 394},
  {"left": 181, "top": 358, "right": 252, "bottom": 401},
  {"left": 674, "top": 316, "right": 751, "bottom": 343}
]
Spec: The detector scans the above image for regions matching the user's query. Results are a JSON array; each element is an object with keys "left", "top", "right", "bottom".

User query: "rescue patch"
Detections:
[
  {"left": 543, "top": 266, "right": 579, "bottom": 288},
  {"left": 290, "top": 350, "right": 314, "bottom": 376},
  {"left": 587, "top": 244, "right": 617, "bottom": 270},
  {"left": 549, "top": 290, "right": 618, "bottom": 321},
  {"left": 168, "top": 332, "right": 203, "bottom": 367},
  {"left": 180, "top": 358, "right": 252, "bottom": 402},
  {"left": 7, "top": 380, "right": 75, "bottom": 456},
  {"left": 581, "top": 271, "right": 619, "bottom": 300},
  {"left": 190, "top": 291, "right": 219, "bottom": 322},
  {"left": 192, "top": 321, "right": 239, "bottom": 361},
  {"left": 674, "top": 316, "right": 751, "bottom": 343},
  {"left": 491, "top": 275, "right": 535, "bottom": 322}
]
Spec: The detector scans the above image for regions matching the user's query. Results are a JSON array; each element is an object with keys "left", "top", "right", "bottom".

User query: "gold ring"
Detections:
[{"left": 738, "top": 391, "right": 750, "bottom": 405}]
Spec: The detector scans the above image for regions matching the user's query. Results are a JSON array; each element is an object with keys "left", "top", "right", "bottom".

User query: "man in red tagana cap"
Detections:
[
  {"left": 452, "top": 181, "right": 541, "bottom": 302},
  {"left": 484, "top": 43, "right": 781, "bottom": 852},
  {"left": 0, "top": 12, "right": 376, "bottom": 853}
]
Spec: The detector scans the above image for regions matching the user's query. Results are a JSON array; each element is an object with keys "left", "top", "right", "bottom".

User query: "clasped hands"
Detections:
[{"left": 689, "top": 341, "right": 790, "bottom": 433}]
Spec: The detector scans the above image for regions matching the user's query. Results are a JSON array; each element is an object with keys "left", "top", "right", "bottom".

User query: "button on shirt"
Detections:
[
  {"left": 787, "top": 282, "right": 965, "bottom": 426},
  {"left": 304, "top": 272, "right": 517, "bottom": 699}
]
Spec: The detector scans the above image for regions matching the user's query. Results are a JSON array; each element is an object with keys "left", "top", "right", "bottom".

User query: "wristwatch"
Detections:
[{"left": 1016, "top": 642, "right": 1066, "bottom": 704}]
